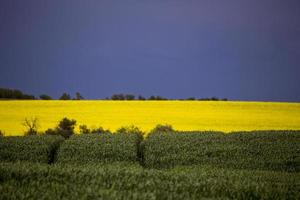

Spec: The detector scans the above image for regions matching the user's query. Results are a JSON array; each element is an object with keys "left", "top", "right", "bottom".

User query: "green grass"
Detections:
[
  {"left": 143, "top": 130, "right": 300, "bottom": 171},
  {"left": 0, "top": 135, "right": 64, "bottom": 164},
  {"left": 56, "top": 133, "right": 142, "bottom": 164}
]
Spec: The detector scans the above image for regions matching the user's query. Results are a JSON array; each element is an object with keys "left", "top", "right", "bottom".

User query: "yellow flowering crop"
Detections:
[{"left": 0, "top": 100, "right": 300, "bottom": 136}]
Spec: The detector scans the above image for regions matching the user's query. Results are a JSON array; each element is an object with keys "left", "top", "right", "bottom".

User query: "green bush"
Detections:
[
  {"left": 90, "top": 127, "right": 111, "bottom": 134},
  {"left": 149, "top": 124, "right": 174, "bottom": 134},
  {"left": 116, "top": 125, "right": 144, "bottom": 137},
  {"left": 45, "top": 117, "right": 76, "bottom": 139},
  {"left": 56, "top": 133, "right": 141, "bottom": 164},
  {"left": 143, "top": 130, "right": 300, "bottom": 171},
  {"left": 0, "top": 135, "right": 64, "bottom": 163},
  {"left": 79, "top": 124, "right": 111, "bottom": 134},
  {"left": 45, "top": 128, "right": 59, "bottom": 136},
  {"left": 79, "top": 124, "right": 90, "bottom": 134},
  {"left": 22, "top": 117, "right": 39, "bottom": 136}
]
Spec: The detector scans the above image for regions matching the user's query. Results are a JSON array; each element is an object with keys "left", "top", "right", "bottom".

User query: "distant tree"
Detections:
[
  {"left": 22, "top": 94, "right": 35, "bottom": 99},
  {"left": 138, "top": 95, "right": 146, "bottom": 100},
  {"left": 75, "top": 92, "right": 84, "bottom": 100},
  {"left": 59, "top": 93, "right": 71, "bottom": 100},
  {"left": 0, "top": 88, "right": 35, "bottom": 99},
  {"left": 211, "top": 97, "right": 219, "bottom": 101},
  {"left": 39, "top": 94, "right": 52, "bottom": 100},
  {"left": 111, "top": 94, "right": 125, "bottom": 100},
  {"left": 0, "top": 130, "right": 4, "bottom": 137},
  {"left": 22, "top": 117, "right": 39, "bottom": 136},
  {"left": 148, "top": 95, "right": 167, "bottom": 100},
  {"left": 148, "top": 95, "right": 156, "bottom": 100},
  {"left": 125, "top": 94, "right": 135, "bottom": 100},
  {"left": 186, "top": 97, "right": 195, "bottom": 100},
  {"left": 222, "top": 98, "right": 228, "bottom": 101}
]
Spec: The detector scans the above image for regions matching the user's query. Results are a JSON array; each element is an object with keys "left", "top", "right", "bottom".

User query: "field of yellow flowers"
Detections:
[{"left": 0, "top": 100, "right": 300, "bottom": 136}]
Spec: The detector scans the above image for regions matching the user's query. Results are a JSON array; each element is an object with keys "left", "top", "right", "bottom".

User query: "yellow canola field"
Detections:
[{"left": 0, "top": 100, "right": 300, "bottom": 136}]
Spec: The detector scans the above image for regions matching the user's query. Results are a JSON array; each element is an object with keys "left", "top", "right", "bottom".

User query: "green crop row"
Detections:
[
  {"left": 143, "top": 130, "right": 300, "bottom": 171},
  {"left": 0, "top": 162, "right": 299, "bottom": 200},
  {"left": 56, "top": 133, "right": 142, "bottom": 164},
  {"left": 0, "top": 135, "right": 64, "bottom": 164},
  {"left": 1, "top": 131, "right": 299, "bottom": 172}
]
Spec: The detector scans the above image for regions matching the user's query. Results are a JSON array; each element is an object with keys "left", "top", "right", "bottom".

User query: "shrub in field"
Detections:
[
  {"left": 45, "top": 128, "right": 59, "bottom": 136},
  {"left": 90, "top": 127, "right": 111, "bottom": 134},
  {"left": 79, "top": 124, "right": 111, "bottom": 134},
  {"left": 0, "top": 162, "right": 299, "bottom": 200},
  {"left": 58, "top": 118, "right": 76, "bottom": 135},
  {"left": 79, "top": 124, "right": 90, "bottom": 134},
  {"left": 143, "top": 130, "right": 300, "bottom": 171},
  {"left": 0, "top": 130, "right": 4, "bottom": 137},
  {"left": 0, "top": 135, "right": 64, "bottom": 163},
  {"left": 56, "top": 133, "right": 141, "bottom": 164},
  {"left": 116, "top": 125, "right": 144, "bottom": 137},
  {"left": 149, "top": 124, "right": 174, "bottom": 134},
  {"left": 22, "top": 117, "right": 39, "bottom": 136},
  {"left": 45, "top": 117, "right": 76, "bottom": 139}
]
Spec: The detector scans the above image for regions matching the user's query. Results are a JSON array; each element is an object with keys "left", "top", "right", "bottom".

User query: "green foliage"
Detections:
[
  {"left": 74, "top": 92, "right": 84, "bottom": 100},
  {"left": 22, "top": 117, "right": 39, "bottom": 136},
  {"left": 143, "top": 130, "right": 300, "bottom": 171},
  {"left": 149, "top": 124, "right": 174, "bottom": 134},
  {"left": 111, "top": 93, "right": 125, "bottom": 100},
  {"left": 57, "top": 117, "right": 76, "bottom": 138},
  {"left": 148, "top": 95, "right": 167, "bottom": 100},
  {"left": 39, "top": 94, "right": 52, "bottom": 100},
  {"left": 44, "top": 117, "right": 76, "bottom": 138},
  {"left": 186, "top": 97, "right": 196, "bottom": 100},
  {"left": 79, "top": 124, "right": 111, "bottom": 134},
  {"left": 111, "top": 93, "right": 135, "bottom": 100},
  {"left": 56, "top": 133, "right": 141, "bottom": 164},
  {"left": 0, "top": 162, "right": 299, "bottom": 200},
  {"left": 0, "top": 135, "right": 64, "bottom": 163},
  {"left": 44, "top": 128, "right": 59, "bottom": 136},
  {"left": 116, "top": 125, "right": 144, "bottom": 136},
  {"left": 59, "top": 92, "right": 71, "bottom": 100},
  {"left": 79, "top": 124, "right": 90, "bottom": 134},
  {"left": 90, "top": 127, "right": 111, "bottom": 134},
  {"left": 125, "top": 94, "right": 135, "bottom": 100},
  {"left": 0, "top": 87, "right": 35, "bottom": 99},
  {"left": 138, "top": 95, "right": 146, "bottom": 100},
  {"left": 0, "top": 130, "right": 300, "bottom": 199}
]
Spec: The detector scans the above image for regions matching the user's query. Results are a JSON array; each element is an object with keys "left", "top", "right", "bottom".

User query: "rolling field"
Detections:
[
  {"left": 1, "top": 100, "right": 300, "bottom": 136},
  {"left": 1, "top": 131, "right": 299, "bottom": 199}
]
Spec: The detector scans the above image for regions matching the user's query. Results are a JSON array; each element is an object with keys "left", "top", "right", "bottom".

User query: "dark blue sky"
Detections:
[{"left": 1, "top": 0, "right": 300, "bottom": 101}]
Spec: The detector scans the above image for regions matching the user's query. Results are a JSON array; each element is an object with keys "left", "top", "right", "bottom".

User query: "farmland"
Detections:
[
  {"left": 1, "top": 100, "right": 300, "bottom": 136},
  {"left": 0, "top": 131, "right": 299, "bottom": 199},
  {"left": 1, "top": 101, "right": 300, "bottom": 199}
]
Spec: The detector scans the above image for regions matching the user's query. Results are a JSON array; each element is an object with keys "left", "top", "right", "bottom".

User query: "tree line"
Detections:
[{"left": 0, "top": 88, "right": 227, "bottom": 101}]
